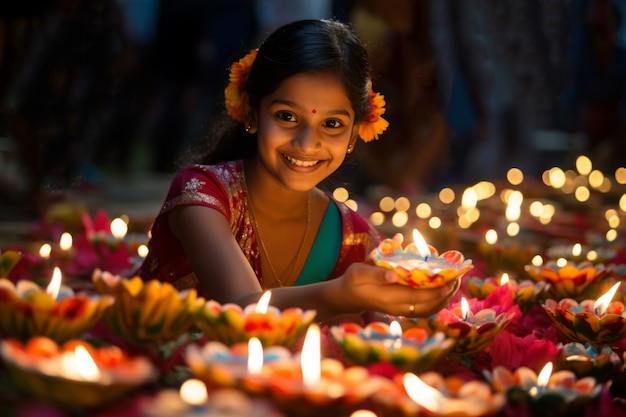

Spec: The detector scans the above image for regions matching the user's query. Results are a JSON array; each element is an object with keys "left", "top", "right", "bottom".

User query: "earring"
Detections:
[
  {"left": 347, "top": 144, "right": 354, "bottom": 154},
  {"left": 245, "top": 125, "right": 251, "bottom": 132}
]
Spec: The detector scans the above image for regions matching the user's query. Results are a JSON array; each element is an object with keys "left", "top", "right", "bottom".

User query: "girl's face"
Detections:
[{"left": 253, "top": 71, "right": 357, "bottom": 192}]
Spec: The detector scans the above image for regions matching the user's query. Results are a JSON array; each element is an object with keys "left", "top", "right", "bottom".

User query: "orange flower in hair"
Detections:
[
  {"left": 357, "top": 82, "right": 389, "bottom": 142},
  {"left": 225, "top": 49, "right": 258, "bottom": 122}
]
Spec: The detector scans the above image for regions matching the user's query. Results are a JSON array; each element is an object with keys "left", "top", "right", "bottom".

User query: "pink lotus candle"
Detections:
[
  {"left": 542, "top": 282, "right": 626, "bottom": 347},
  {"left": 196, "top": 290, "right": 316, "bottom": 348},
  {"left": 0, "top": 267, "right": 113, "bottom": 343},
  {"left": 0, "top": 336, "right": 157, "bottom": 408},
  {"left": 329, "top": 320, "right": 454, "bottom": 373},
  {"left": 371, "top": 229, "right": 473, "bottom": 288}
]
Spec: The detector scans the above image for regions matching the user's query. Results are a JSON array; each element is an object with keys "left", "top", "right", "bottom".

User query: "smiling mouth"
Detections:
[{"left": 283, "top": 154, "right": 320, "bottom": 167}]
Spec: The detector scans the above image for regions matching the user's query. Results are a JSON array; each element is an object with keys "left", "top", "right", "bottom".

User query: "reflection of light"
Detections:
[
  {"left": 255, "top": 291, "right": 271, "bottom": 313},
  {"left": 180, "top": 378, "right": 208, "bottom": 406},
  {"left": 59, "top": 232, "right": 73, "bottom": 251},
  {"left": 506, "top": 222, "right": 520, "bottom": 236},
  {"left": 461, "top": 297, "right": 470, "bottom": 321},
  {"left": 500, "top": 273, "right": 510, "bottom": 286},
  {"left": 485, "top": 229, "right": 498, "bottom": 245},
  {"left": 137, "top": 244, "right": 149, "bottom": 258},
  {"left": 110, "top": 218, "right": 128, "bottom": 239},
  {"left": 556, "top": 258, "right": 567, "bottom": 267},
  {"left": 594, "top": 282, "right": 621, "bottom": 315},
  {"left": 46, "top": 267, "right": 62, "bottom": 300},
  {"left": 572, "top": 243, "right": 582, "bottom": 257},
  {"left": 301, "top": 324, "right": 321, "bottom": 388},
  {"left": 412, "top": 229, "right": 431, "bottom": 258},
  {"left": 428, "top": 217, "right": 441, "bottom": 229},
  {"left": 39, "top": 243, "right": 52, "bottom": 259},
  {"left": 576, "top": 155, "right": 592, "bottom": 175},
  {"left": 415, "top": 203, "right": 432, "bottom": 218},
  {"left": 332, "top": 187, "right": 349, "bottom": 202},
  {"left": 586, "top": 250, "right": 598, "bottom": 262},
  {"left": 531, "top": 255, "right": 544, "bottom": 267},
  {"left": 247, "top": 337, "right": 263, "bottom": 375},
  {"left": 403, "top": 373, "right": 444, "bottom": 413}
]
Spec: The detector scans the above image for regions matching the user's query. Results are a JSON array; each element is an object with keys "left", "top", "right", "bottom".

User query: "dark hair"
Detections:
[{"left": 185, "top": 19, "right": 371, "bottom": 165}]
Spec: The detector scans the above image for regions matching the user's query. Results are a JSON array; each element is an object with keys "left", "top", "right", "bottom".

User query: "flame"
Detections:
[
  {"left": 461, "top": 297, "right": 470, "bottom": 321},
  {"left": 61, "top": 346, "right": 101, "bottom": 381},
  {"left": 301, "top": 323, "right": 321, "bottom": 388},
  {"left": 110, "top": 218, "right": 128, "bottom": 239},
  {"left": 403, "top": 372, "right": 444, "bottom": 413},
  {"left": 46, "top": 267, "right": 62, "bottom": 300},
  {"left": 59, "top": 232, "right": 73, "bottom": 251},
  {"left": 180, "top": 378, "right": 208, "bottom": 405},
  {"left": 412, "top": 229, "right": 431, "bottom": 258},
  {"left": 594, "top": 282, "right": 621, "bottom": 315},
  {"left": 39, "top": 243, "right": 52, "bottom": 259},
  {"left": 537, "top": 361, "right": 553, "bottom": 387},
  {"left": 247, "top": 337, "right": 263, "bottom": 375},
  {"left": 500, "top": 273, "right": 510, "bottom": 286},
  {"left": 389, "top": 320, "right": 403, "bottom": 337},
  {"left": 255, "top": 290, "right": 272, "bottom": 314}
]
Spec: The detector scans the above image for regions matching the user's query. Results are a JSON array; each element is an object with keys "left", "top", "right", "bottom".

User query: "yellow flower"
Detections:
[
  {"left": 357, "top": 83, "right": 389, "bottom": 142},
  {"left": 224, "top": 49, "right": 258, "bottom": 122}
]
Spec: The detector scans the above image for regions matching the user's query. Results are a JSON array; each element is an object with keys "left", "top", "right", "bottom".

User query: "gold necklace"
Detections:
[{"left": 247, "top": 191, "right": 311, "bottom": 288}]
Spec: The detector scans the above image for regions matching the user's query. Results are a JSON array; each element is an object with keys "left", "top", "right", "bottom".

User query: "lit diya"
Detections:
[
  {"left": 0, "top": 336, "right": 157, "bottom": 408},
  {"left": 370, "top": 229, "right": 473, "bottom": 288},
  {"left": 542, "top": 282, "right": 626, "bottom": 347},
  {"left": 557, "top": 342, "right": 622, "bottom": 380},
  {"left": 372, "top": 371, "right": 506, "bottom": 417},
  {"left": 485, "top": 362, "right": 602, "bottom": 417},
  {"left": 195, "top": 291, "right": 316, "bottom": 348},
  {"left": 466, "top": 273, "right": 550, "bottom": 312},
  {"left": 0, "top": 267, "right": 113, "bottom": 343},
  {"left": 329, "top": 320, "right": 454, "bottom": 373},
  {"left": 412, "top": 297, "right": 516, "bottom": 355},
  {"left": 524, "top": 259, "right": 608, "bottom": 301},
  {"left": 186, "top": 324, "right": 389, "bottom": 417},
  {"left": 92, "top": 269, "right": 205, "bottom": 345}
]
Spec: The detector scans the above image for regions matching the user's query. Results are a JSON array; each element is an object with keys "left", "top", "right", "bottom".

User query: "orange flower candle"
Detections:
[
  {"left": 0, "top": 267, "right": 113, "bottom": 343},
  {"left": 0, "top": 336, "right": 157, "bottom": 408},
  {"left": 371, "top": 229, "right": 473, "bottom": 288}
]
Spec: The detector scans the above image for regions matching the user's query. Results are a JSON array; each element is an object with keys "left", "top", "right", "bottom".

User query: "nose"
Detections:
[{"left": 292, "top": 125, "right": 321, "bottom": 153}]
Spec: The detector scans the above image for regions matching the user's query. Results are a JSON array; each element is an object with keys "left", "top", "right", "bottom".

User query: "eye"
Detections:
[
  {"left": 323, "top": 119, "right": 343, "bottom": 129},
  {"left": 276, "top": 111, "right": 297, "bottom": 123}
]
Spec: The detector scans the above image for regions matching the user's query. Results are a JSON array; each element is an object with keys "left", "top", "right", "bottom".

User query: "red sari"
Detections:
[{"left": 137, "top": 160, "right": 382, "bottom": 296}]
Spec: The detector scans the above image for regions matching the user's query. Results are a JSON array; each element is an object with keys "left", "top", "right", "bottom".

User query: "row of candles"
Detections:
[{"left": 1, "top": 223, "right": 626, "bottom": 416}]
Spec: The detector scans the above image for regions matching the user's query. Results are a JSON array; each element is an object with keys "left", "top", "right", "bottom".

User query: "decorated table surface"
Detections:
[{"left": 2, "top": 158, "right": 626, "bottom": 417}]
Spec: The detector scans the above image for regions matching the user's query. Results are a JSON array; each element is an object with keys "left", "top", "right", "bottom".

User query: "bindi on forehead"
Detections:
[{"left": 311, "top": 108, "right": 317, "bottom": 114}]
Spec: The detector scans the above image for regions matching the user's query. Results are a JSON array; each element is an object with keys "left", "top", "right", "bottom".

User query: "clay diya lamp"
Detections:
[
  {"left": 524, "top": 260, "right": 609, "bottom": 302},
  {"left": 466, "top": 273, "right": 549, "bottom": 312},
  {"left": 557, "top": 342, "right": 622, "bottom": 380}
]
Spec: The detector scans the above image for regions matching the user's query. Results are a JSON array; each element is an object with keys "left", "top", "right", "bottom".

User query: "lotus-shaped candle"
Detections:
[
  {"left": 329, "top": 320, "right": 454, "bottom": 373},
  {"left": 92, "top": 269, "right": 205, "bottom": 345},
  {"left": 558, "top": 342, "right": 622, "bottom": 379},
  {"left": 196, "top": 291, "right": 316, "bottom": 347},
  {"left": 372, "top": 371, "right": 506, "bottom": 417},
  {"left": 465, "top": 273, "right": 550, "bottom": 311},
  {"left": 370, "top": 230, "right": 473, "bottom": 288},
  {"left": 414, "top": 297, "right": 516, "bottom": 355},
  {"left": 0, "top": 268, "right": 113, "bottom": 343},
  {"left": 524, "top": 260, "right": 608, "bottom": 301},
  {"left": 541, "top": 282, "right": 626, "bottom": 347},
  {"left": 0, "top": 336, "right": 158, "bottom": 408},
  {"left": 485, "top": 362, "right": 602, "bottom": 417},
  {"left": 186, "top": 325, "right": 388, "bottom": 417}
]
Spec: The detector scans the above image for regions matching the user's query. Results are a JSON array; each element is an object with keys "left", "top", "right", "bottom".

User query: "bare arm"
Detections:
[{"left": 170, "top": 205, "right": 458, "bottom": 323}]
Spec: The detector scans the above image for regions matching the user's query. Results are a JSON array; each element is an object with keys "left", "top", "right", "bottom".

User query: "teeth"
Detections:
[{"left": 284, "top": 154, "right": 319, "bottom": 167}]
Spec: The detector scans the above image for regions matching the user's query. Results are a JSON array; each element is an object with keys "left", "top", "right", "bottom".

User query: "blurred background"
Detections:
[{"left": 0, "top": 0, "right": 625, "bottom": 222}]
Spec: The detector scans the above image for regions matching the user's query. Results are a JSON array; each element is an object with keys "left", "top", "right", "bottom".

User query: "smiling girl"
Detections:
[{"left": 137, "top": 19, "right": 458, "bottom": 323}]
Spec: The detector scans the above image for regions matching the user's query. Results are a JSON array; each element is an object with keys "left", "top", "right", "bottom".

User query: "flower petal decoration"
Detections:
[
  {"left": 92, "top": 269, "right": 205, "bottom": 345},
  {"left": 357, "top": 82, "right": 389, "bottom": 142},
  {"left": 224, "top": 49, "right": 257, "bottom": 122},
  {"left": 0, "top": 278, "right": 113, "bottom": 343},
  {"left": 525, "top": 260, "right": 608, "bottom": 301}
]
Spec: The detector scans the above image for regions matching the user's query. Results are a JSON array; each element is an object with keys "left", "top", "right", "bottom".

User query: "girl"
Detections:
[{"left": 138, "top": 19, "right": 459, "bottom": 323}]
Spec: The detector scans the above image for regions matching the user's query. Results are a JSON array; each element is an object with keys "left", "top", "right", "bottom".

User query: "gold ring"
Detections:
[{"left": 409, "top": 304, "right": 415, "bottom": 316}]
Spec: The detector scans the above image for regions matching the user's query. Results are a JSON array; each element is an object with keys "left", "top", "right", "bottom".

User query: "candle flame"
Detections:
[
  {"left": 46, "top": 267, "right": 62, "bottom": 300},
  {"left": 412, "top": 229, "right": 431, "bottom": 258},
  {"left": 500, "top": 273, "right": 510, "bottom": 286},
  {"left": 301, "top": 323, "right": 321, "bottom": 388},
  {"left": 389, "top": 320, "right": 403, "bottom": 337},
  {"left": 180, "top": 378, "right": 208, "bottom": 406},
  {"left": 594, "top": 282, "right": 621, "bottom": 315},
  {"left": 110, "top": 218, "right": 128, "bottom": 239},
  {"left": 461, "top": 297, "right": 470, "bottom": 321},
  {"left": 255, "top": 290, "right": 272, "bottom": 314},
  {"left": 572, "top": 243, "right": 582, "bottom": 257},
  {"left": 59, "top": 232, "right": 73, "bottom": 251},
  {"left": 403, "top": 372, "right": 444, "bottom": 413},
  {"left": 39, "top": 243, "right": 52, "bottom": 259},
  {"left": 247, "top": 337, "right": 263, "bottom": 375},
  {"left": 61, "top": 346, "right": 101, "bottom": 381},
  {"left": 537, "top": 362, "right": 553, "bottom": 387}
]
